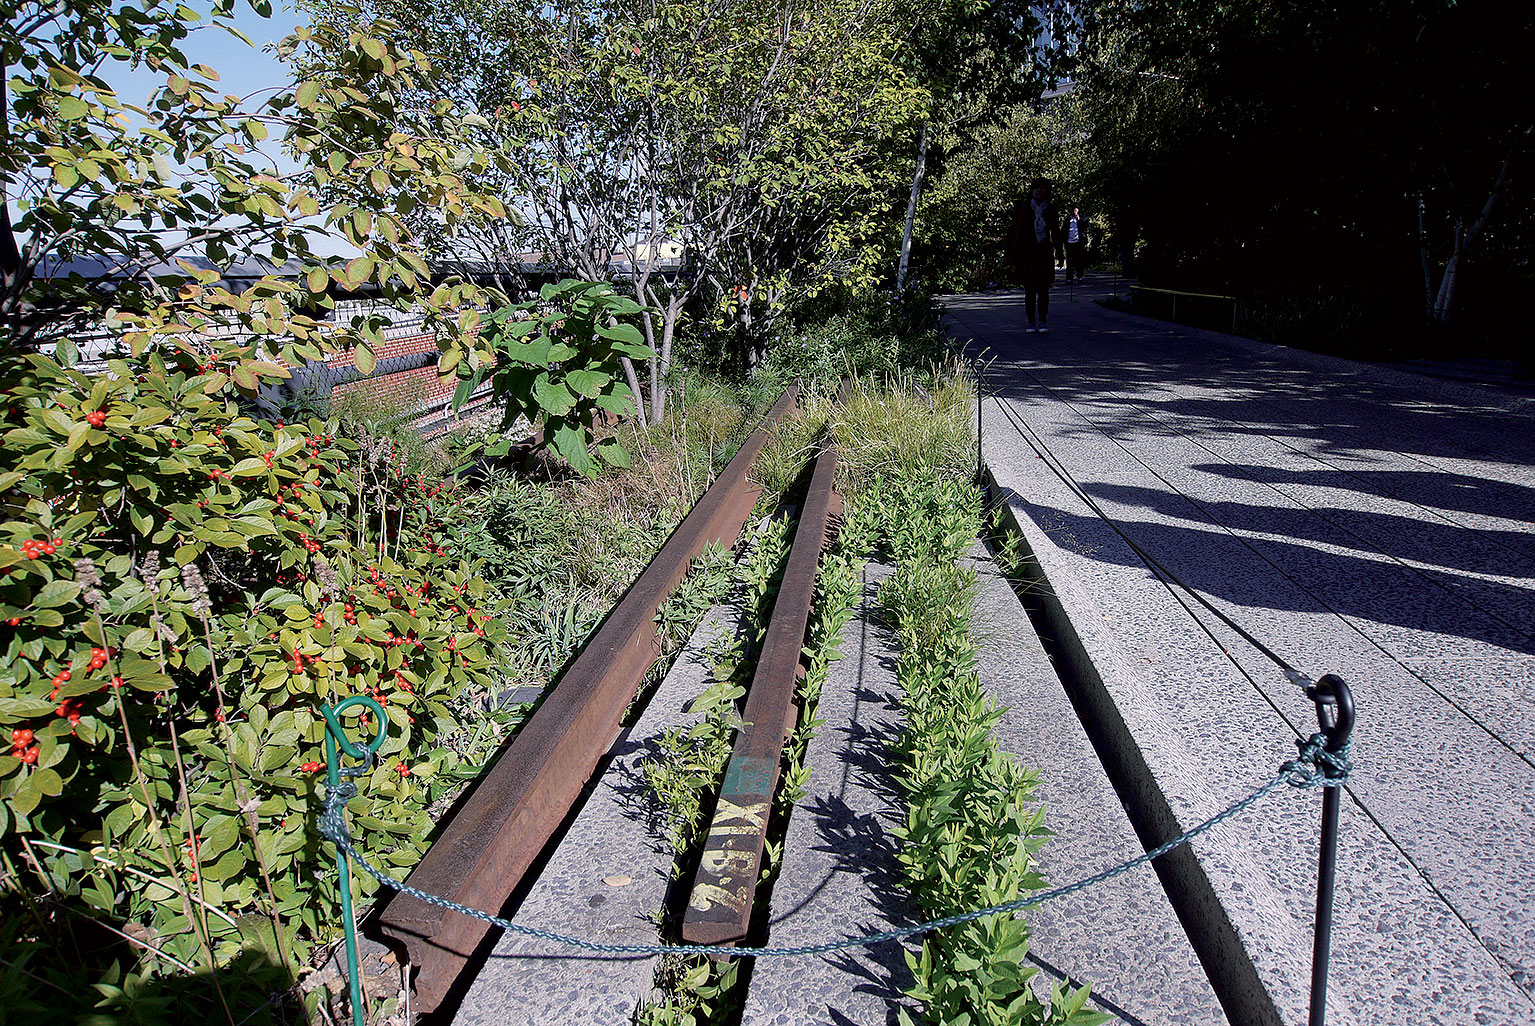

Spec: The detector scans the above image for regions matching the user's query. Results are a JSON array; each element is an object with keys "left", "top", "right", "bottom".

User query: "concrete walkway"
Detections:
[{"left": 947, "top": 277, "right": 1535, "bottom": 1026}]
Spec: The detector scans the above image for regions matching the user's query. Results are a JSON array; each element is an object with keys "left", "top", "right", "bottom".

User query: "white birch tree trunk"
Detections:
[
  {"left": 1424, "top": 126, "right": 1529, "bottom": 327},
  {"left": 897, "top": 121, "right": 930, "bottom": 294}
]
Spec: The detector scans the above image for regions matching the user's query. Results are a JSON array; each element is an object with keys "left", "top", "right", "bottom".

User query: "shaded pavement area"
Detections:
[{"left": 945, "top": 276, "right": 1535, "bottom": 1025}]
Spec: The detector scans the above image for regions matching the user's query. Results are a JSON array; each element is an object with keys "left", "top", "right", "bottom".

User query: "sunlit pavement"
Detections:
[{"left": 946, "top": 277, "right": 1535, "bottom": 1026}]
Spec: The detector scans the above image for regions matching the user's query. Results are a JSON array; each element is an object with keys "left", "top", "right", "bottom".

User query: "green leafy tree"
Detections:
[
  {"left": 1, "top": 0, "right": 506, "bottom": 370},
  {"left": 916, "top": 97, "right": 1097, "bottom": 292},
  {"left": 0, "top": 2, "right": 624, "bottom": 1017},
  {"left": 891, "top": 0, "right": 1058, "bottom": 292},
  {"left": 310, "top": 0, "right": 929, "bottom": 411}
]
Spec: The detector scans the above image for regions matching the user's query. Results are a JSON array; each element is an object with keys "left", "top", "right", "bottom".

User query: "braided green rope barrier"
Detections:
[{"left": 319, "top": 706, "right": 1350, "bottom": 985}]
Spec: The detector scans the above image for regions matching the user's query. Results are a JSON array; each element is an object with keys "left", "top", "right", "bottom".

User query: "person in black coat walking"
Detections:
[{"left": 1006, "top": 178, "right": 1063, "bottom": 333}]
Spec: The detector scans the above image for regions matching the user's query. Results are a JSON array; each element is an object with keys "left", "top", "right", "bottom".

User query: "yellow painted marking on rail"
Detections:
[
  {"left": 690, "top": 883, "right": 749, "bottom": 915},
  {"left": 711, "top": 797, "right": 768, "bottom": 831},
  {"left": 698, "top": 847, "right": 756, "bottom": 875}
]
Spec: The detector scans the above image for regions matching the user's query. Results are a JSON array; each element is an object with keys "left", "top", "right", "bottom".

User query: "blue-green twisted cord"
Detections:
[{"left": 317, "top": 732, "right": 1351, "bottom": 960}]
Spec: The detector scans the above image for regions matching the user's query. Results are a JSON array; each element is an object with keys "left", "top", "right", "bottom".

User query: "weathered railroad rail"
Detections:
[
  {"left": 682, "top": 432, "right": 841, "bottom": 944},
  {"left": 376, "top": 383, "right": 800, "bottom": 1012}
]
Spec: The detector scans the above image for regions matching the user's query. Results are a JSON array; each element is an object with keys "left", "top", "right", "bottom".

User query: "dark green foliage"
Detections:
[
  {"left": 764, "top": 288, "right": 946, "bottom": 387},
  {"left": 859, "top": 475, "right": 1107, "bottom": 1026},
  {"left": 458, "top": 279, "right": 656, "bottom": 475},
  {"left": 1071, "top": 0, "right": 1534, "bottom": 347}
]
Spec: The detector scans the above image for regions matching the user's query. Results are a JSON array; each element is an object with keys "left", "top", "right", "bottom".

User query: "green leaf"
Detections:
[
  {"left": 345, "top": 255, "right": 374, "bottom": 285},
  {"left": 200, "top": 849, "right": 248, "bottom": 883},
  {"left": 596, "top": 322, "right": 645, "bottom": 345},
  {"left": 354, "top": 343, "right": 377, "bottom": 376},
  {"left": 9, "top": 775, "right": 41, "bottom": 817},
  {"left": 532, "top": 374, "right": 575, "bottom": 417},
  {"left": 594, "top": 390, "right": 635, "bottom": 417},
  {"left": 452, "top": 370, "right": 484, "bottom": 411},
  {"left": 56, "top": 95, "right": 88, "bottom": 120},
  {"left": 201, "top": 815, "right": 241, "bottom": 860},
  {"left": 596, "top": 441, "right": 631, "bottom": 468},
  {"left": 32, "top": 768, "right": 63, "bottom": 797},
  {"left": 126, "top": 672, "right": 175, "bottom": 691},
  {"left": 32, "top": 580, "right": 81, "bottom": 609},
  {"left": 549, "top": 422, "right": 595, "bottom": 477},
  {"left": 0, "top": 697, "right": 62, "bottom": 721},
  {"left": 502, "top": 333, "right": 552, "bottom": 367},
  {"left": 564, "top": 368, "right": 610, "bottom": 398}
]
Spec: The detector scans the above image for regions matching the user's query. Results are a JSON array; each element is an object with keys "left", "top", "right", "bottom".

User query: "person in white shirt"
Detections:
[{"left": 1063, "top": 204, "right": 1088, "bottom": 282}]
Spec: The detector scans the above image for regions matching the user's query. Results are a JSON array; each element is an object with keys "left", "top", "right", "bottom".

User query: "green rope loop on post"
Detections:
[{"left": 320, "top": 696, "right": 386, "bottom": 1026}]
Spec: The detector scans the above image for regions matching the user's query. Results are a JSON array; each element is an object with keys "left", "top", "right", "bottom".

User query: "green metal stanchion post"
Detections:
[{"left": 321, "top": 696, "right": 388, "bottom": 1026}]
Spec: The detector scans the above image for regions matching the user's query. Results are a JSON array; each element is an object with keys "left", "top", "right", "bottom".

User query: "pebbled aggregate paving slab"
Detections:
[
  {"left": 966, "top": 545, "right": 1230, "bottom": 1024},
  {"left": 742, "top": 561, "right": 918, "bottom": 1026},
  {"left": 453, "top": 603, "right": 746, "bottom": 1026},
  {"left": 950, "top": 280, "right": 1535, "bottom": 1024}
]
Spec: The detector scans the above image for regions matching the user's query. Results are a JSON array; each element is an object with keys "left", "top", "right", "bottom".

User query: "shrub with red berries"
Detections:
[{"left": 1, "top": 347, "right": 511, "bottom": 972}]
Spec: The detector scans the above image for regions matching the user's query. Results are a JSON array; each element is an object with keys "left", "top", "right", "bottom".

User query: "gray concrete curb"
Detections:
[
  {"left": 979, "top": 445, "right": 1533, "bottom": 1025},
  {"left": 966, "top": 544, "right": 1229, "bottom": 1024}
]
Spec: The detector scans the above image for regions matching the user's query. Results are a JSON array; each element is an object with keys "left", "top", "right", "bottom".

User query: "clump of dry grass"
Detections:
[
  {"left": 833, "top": 361, "right": 975, "bottom": 494},
  {"left": 546, "top": 376, "right": 771, "bottom": 606},
  {"left": 752, "top": 392, "right": 832, "bottom": 510}
]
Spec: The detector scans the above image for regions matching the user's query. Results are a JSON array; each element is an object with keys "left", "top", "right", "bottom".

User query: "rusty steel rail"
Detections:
[
  {"left": 377, "top": 382, "right": 799, "bottom": 1012},
  {"left": 681, "top": 432, "right": 841, "bottom": 945}
]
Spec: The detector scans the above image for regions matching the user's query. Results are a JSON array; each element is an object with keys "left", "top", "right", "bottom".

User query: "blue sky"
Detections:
[
  {"left": 92, "top": 2, "right": 360, "bottom": 256},
  {"left": 102, "top": 3, "right": 303, "bottom": 112}
]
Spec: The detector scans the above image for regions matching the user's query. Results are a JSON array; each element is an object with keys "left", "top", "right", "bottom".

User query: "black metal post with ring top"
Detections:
[{"left": 1306, "top": 673, "right": 1355, "bottom": 1026}]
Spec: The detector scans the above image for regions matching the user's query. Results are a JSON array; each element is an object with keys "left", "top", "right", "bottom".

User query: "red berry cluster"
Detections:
[
  {"left": 56, "top": 697, "right": 83, "bottom": 724},
  {"left": 86, "top": 409, "right": 106, "bottom": 427},
  {"left": 297, "top": 532, "right": 321, "bottom": 554},
  {"left": 182, "top": 833, "right": 203, "bottom": 882},
  {"left": 9, "top": 728, "right": 37, "bottom": 764},
  {"left": 300, "top": 761, "right": 321, "bottom": 773},
  {"left": 19, "top": 537, "right": 62, "bottom": 560}
]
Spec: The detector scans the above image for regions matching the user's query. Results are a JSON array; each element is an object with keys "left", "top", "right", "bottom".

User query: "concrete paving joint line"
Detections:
[{"left": 980, "top": 463, "right": 1296, "bottom": 1026}]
